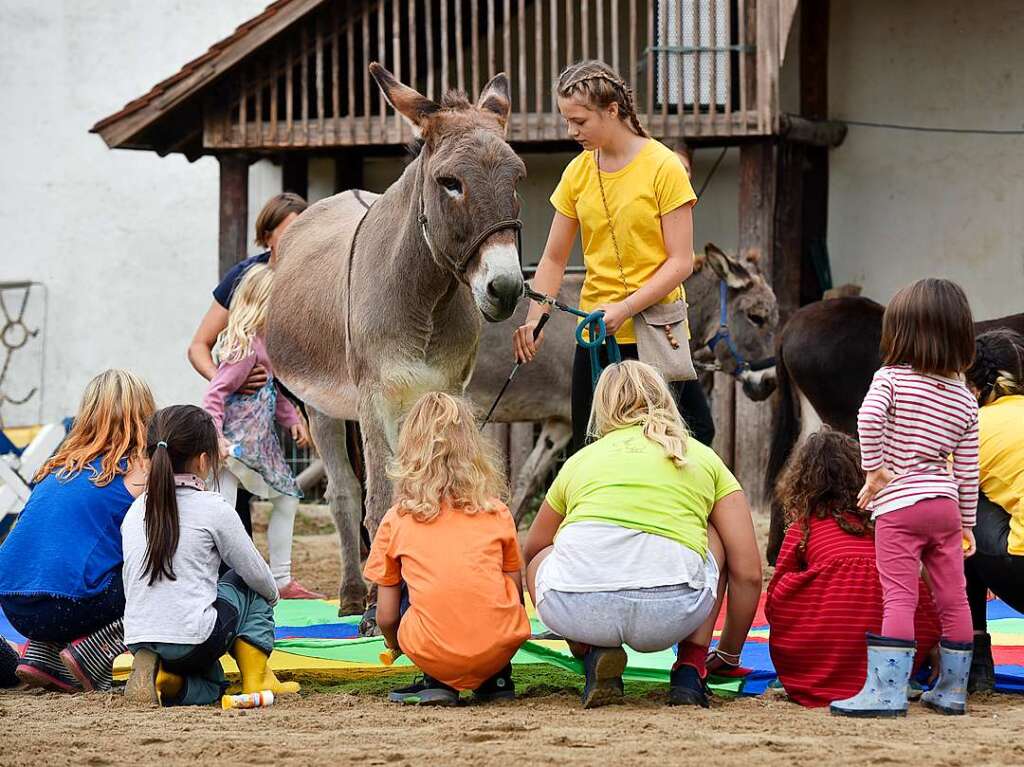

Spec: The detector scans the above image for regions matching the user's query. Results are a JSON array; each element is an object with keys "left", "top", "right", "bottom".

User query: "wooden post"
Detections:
[
  {"left": 711, "top": 372, "right": 736, "bottom": 468},
  {"left": 218, "top": 155, "right": 249, "bottom": 279},
  {"left": 334, "top": 149, "right": 364, "bottom": 193},
  {"left": 281, "top": 154, "right": 309, "bottom": 198},
  {"left": 800, "top": 0, "right": 830, "bottom": 303},
  {"left": 733, "top": 141, "right": 776, "bottom": 511}
]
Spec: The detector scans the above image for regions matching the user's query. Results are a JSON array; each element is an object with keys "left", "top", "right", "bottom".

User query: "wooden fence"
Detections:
[{"left": 203, "top": 0, "right": 778, "bottom": 149}]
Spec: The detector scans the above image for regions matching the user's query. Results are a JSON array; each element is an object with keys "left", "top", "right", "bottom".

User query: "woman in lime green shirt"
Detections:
[
  {"left": 511, "top": 60, "right": 706, "bottom": 451},
  {"left": 963, "top": 329, "right": 1024, "bottom": 692},
  {"left": 523, "top": 361, "right": 761, "bottom": 709}
]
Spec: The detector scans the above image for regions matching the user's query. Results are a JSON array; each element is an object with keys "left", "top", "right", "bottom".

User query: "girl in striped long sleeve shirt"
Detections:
[{"left": 833, "top": 279, "right": 978, "bottom": 719}]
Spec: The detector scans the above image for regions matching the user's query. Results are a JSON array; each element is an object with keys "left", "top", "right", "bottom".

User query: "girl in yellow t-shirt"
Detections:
[
  {"left": 512, "top": 59, "right": 700, "bottom": 452},
  {"left": 963, "top": 329, "right": 1024, "bottom": 692}
]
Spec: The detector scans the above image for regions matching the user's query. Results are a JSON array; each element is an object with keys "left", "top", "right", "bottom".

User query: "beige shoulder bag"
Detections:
[{"left": 594, "top": 151, "right": 697, "bottom": 382}]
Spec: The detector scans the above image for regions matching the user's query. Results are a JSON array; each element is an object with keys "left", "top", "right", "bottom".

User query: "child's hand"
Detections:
[
  {"left": 857, "top": 468, "right": 894, "bottom": 509},
  {"left": 291, "top": 421, "right": 311, "bottom": 448},
  {"left": 218, "top": 436, "right": 231, "bottom": 460},
  {"left": 962, "top": 527, "right": 977, "bottom": 558}
]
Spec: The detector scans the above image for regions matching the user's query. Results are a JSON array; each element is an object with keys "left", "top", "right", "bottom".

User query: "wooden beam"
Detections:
[
  {"left": 218, "top": 155, "right": 249, "bottom": 279},
  {"left": 800, "top": 0, "right": 832, "bottom": 303},
  {"left": 778, "top": 113, "right": 846, "bottom": 147},
  {"left": 773, "top": 138, "right": 803, "bottom": 321},
  {"left": 732, "top": 140, "right": 776, "bottom": 511},
  {"left": 281, "top": 154, "right": 309, "bottom": 198}
]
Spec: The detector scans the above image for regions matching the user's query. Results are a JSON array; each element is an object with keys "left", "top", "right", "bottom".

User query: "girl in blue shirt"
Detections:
[{"left": 0, "top": 369, "right": 155, "bottom": 692}]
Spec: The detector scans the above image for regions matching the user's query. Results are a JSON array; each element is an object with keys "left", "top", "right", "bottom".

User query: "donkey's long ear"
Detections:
[
  {"left": 704, "top": 243, "right": 753, "bottom": 290},
  {"left": 477, "top": 73, "right": 511, "bottom": 133},
  {"left": 370, "top": 62, "right": 439, "bottom": 137}
]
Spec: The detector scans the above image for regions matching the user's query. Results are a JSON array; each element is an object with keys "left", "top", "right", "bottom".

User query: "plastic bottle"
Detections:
[{"left": 221, "top": 690, "right": 275, "bottom": 709}]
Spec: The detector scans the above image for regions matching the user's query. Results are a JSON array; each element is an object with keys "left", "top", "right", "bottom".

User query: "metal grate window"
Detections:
[{"left": 656, "top": 0, "right": 736, "bottom": 111}]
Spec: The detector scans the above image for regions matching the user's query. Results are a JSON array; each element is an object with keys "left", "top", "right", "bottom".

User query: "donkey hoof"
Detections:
[
  {"left": 358, "top": 605, "right": 381, "bottom": 637},
  {"left": 338, "top": 601, "right": 365, "bottom": 618}
]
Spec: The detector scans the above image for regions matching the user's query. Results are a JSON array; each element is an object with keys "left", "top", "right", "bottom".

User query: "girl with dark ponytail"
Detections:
[
  {"left": 512, "top": 60, "right": 709, "bottom": 452},
  {"left": 121, "top": 405, "right": 300, "bottom": 707},
  {"left": 962, "top": 329, "right": 1024, "bottom": 693}
]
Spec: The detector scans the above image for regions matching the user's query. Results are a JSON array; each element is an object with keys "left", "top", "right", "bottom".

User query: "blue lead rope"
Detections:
[
  {"left": 523, "top": 285, "right": 621, "bottom": 390},
  {"left": 566, "top": 308, "right": 622, "bottom": 390}
]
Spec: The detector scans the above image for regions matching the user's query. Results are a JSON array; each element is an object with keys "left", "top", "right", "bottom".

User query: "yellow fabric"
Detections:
[
  {"left": 550, "top": 139, "right": 697, "bottom": 344},
  {"left": 544, "top": 425, "right": 741, "bottom": 557},
  {"left": 978, "top": 395, "right": 1024, "bottom": 556}
]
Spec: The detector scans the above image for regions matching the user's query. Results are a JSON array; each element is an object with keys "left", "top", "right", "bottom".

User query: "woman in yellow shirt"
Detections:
[
  {"left": 512, "top": 60, "right": 700, "bottom": 451},
  {"left": 963, "top": 329, "right": 1024, "bottom": 692}
]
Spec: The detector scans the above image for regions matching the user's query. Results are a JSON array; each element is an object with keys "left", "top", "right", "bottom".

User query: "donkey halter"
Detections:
[{"left": 416, "top": 162, "right": 522, "bottom": 285}]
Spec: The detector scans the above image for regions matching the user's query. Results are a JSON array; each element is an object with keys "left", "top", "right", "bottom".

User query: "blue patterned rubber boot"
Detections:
[
  {"left": 830, "top": 634, "right": 915, "bottom": 718},
  {"left": 921, "top": 639, "right": 972, "bottom": 715}
]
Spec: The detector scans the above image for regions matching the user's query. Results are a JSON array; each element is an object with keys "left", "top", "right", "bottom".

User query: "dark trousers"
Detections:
[
  {"left": 965, "top": 493, "right": 1024, "bottom": 632},
  {"left": 571, "top": 343, "right": 716, "bottom": 453},
  {"left": 1, "top": 572, "right": 125, "bottom": 643}
]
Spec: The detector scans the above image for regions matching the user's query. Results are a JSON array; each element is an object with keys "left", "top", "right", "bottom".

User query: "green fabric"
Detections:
[
  {"left": 545, "top": 426, "right": 741, "bottom": 556},
  {"left": 273, "top": 599, "right": 360, "bottom": 627},
  {"left": 274, "top": 635, "right": 743, "bottom": 696}
]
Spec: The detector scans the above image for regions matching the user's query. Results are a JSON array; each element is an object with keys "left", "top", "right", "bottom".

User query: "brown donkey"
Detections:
[{"left": 266, "top": 64, "right": 525, "bottom": 622}]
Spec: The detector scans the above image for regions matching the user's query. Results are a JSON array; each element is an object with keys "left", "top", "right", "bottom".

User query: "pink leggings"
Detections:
[{"left": 875, "top": 498, "right": 973, "bottom": 643}]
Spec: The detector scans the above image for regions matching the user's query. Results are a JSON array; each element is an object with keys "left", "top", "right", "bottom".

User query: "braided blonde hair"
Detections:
[{"left": 557, "top": 60, "right": 649, "bottom": 138}]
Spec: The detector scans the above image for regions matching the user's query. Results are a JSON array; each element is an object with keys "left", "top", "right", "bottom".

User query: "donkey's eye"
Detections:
[
  {"left": 437, "top": 176, "right": 463, "bottom": 195},
  {"left": 748, "top": 312, "right": 767, "bottom": 328}
]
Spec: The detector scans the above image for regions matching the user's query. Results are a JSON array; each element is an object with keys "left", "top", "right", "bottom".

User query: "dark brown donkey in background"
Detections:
[{"left": 765, "top": 297, "right": 1024, "bottom": 563}]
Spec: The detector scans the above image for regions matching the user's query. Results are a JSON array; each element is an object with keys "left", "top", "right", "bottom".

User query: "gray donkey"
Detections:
[{"left": 266, "top": 64, "right": 526, "bottom": 616}]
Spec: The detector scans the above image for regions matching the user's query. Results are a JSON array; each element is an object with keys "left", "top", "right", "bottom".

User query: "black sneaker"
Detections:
[
  {"left": 668, "top": 664, "right": 710, "bottom": 708},
  {"left": 968, "top": 632, "right": 995, "bottom": 694},
  {"left": 474, "top": 664, "right": 515, "bottom": 702},
  {"left": 0, "top": 640, "right": 19, "bottom": 688},
  {"left": 581, "top": 646, "right": 627, "bottom": 709},
  {"left": 388, "top": 675, "right": 459, "bottom": 706}
]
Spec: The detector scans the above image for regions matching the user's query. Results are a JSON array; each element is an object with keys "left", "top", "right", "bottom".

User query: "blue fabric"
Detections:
[
  {"left": 212, "top": 252, "right": 270, "bottom": 309},
  {"left": 0, "top": 459, "right": 133, "bottom": 599}
]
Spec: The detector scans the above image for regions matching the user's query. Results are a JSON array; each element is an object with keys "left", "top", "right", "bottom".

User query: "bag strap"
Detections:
[{"left": 594, "top": 150, "right": 632, "bottom": 298}]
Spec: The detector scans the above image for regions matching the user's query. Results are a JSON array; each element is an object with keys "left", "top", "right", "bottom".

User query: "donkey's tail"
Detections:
[{"left": 764, "top": 340, "right": 800, "bottom": 565}]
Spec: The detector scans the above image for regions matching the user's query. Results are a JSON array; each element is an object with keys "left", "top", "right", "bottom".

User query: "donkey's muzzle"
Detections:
[{"left": 485, "top": 271, "right": 524, "bottom": 320}]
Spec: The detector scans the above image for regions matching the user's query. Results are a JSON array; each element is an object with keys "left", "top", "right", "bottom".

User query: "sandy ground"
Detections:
[{"left": 2, "top": 504, "right": 1022, "bottom": 766}]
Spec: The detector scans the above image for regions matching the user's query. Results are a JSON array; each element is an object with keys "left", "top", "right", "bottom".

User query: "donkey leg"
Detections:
[
  {"left": 307, "top": 409, "right": 368, "bottom": 616},
  {"left": 354, "top": 405, "right": 396, "bottom": 637},
  {"left": 511, "top": 419, "right": 572, "bottom": 525}
]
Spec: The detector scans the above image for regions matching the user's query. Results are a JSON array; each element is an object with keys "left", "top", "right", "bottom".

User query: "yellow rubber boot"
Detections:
[
  {"left": 230, "top": 638, "right": 300, "bottom": 696},
  {"left": 156, "top": 667, "right": 184, "bottom": 702},
  {"left": 124, "top": 649, "right": 184, "bottom": 706}
]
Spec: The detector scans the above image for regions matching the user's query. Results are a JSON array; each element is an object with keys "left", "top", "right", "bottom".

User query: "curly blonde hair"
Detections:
[
  {"left": 588, "top": 360, "right": 689, "bottom": 468},
  {"left": 217, "top": 264, "right": 273, "bottom": 363},
  {"left": 34, "top": 369, "right": 156, "bottom": 486},
  {"left": 388, "top": 392, "right": 507, "bottom": 522}
]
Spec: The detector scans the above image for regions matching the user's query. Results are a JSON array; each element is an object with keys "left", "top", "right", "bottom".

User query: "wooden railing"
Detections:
[{"left": 203, "top": 0, "right": 777, "bottom": 149}]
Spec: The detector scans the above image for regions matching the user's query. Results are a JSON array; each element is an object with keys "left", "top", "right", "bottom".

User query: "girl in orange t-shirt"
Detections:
[{"left": 363, "top": 392, "right": 531, "bottom": 705}]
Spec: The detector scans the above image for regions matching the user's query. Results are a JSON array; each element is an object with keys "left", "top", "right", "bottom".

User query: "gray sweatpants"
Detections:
[{"left": 536, "top": 554, "right": 719, "bottom": 652}]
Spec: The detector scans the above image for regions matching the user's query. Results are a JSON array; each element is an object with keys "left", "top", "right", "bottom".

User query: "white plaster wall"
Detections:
[
  {"left": 828, "top": 0, "right": 1024, "bottom": 318},
  {"left": 0, "top": 0, "right": 269, "bottom": 426}
]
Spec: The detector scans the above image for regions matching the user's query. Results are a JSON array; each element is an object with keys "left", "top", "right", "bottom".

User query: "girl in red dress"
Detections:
[{"left": 766, "top": 431, "right": 940, "bottom": 708}]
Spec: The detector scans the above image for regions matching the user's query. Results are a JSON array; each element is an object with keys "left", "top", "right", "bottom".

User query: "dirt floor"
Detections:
[{"left": 3, "top": 504, "right": 1023, "bottom": 767}]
